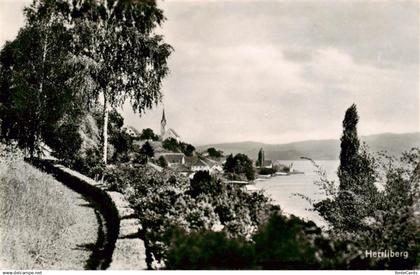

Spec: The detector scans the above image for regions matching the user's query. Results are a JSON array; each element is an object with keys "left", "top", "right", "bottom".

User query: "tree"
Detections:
[
  {"left": 0, "top": 4, "right": 83, "bottom": 157},
  {"left": 256, "top": 148, "right": 264, "bottom": 167},
  {"left": 207, "top": 147, "right": 222, "bottom": 158},
  {"left": 180, "top": 142, "right": 195, "bottom": 157},
  {"left": 158, "top": 155, "right": 168, "bottom": 168},
  {"left": 162, "top": 138, "right": 180, "bottom": 152},
  {"left": 223, "top": 153, "right": 255, "bottom": 181},
  {"left": 313, "top": 104, "right": 378, "bottom": 233},
  {"left": 253, "top": 213, "right": 321, "bottom": 269},
  {"left": 166, "top": 229, "right": 255, "bottom": 270},
  {"left": 189, "top": 170, "right": 213, "bottom": 198},
  {"left": 24, "top": 0, "right": 172, "bottom": 164},
  {"left": 140, "top": 128, "right": 159, "bottom": 141},
  {"left": 76, "top": 0, "right": 172, "bottom": 164},
  {"left": 140, "top": 141, "right": 154, "bottom": 158}
]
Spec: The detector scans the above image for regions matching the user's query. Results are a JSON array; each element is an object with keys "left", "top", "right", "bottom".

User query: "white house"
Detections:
[
  {"left": 123, "top": 126, "right": 140, "bottom": 138},
  {"left": 190, "top": 159, "right": 210, "bottom": 172},
  {"left": 156, "top": 153, "right": 186, "bottom": 168},
  {"left": 204, "top": 159, "right": 224, "bottom": 174}
]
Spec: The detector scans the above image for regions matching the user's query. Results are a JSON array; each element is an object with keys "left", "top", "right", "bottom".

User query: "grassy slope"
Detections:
[{"left": 0, "top": 154, "right": 98, "bottom": 269}]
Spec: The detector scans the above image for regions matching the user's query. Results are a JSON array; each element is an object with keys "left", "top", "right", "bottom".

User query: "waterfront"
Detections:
[{"left": 253, "top": 160, "right": 339, "bottom": 227}]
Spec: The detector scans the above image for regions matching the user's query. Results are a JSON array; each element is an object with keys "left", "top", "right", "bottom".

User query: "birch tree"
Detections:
[
  {"left": 68, "top": 0, "right": 172, "bottom": 164},
  {"left": 0, "top": 2, "right": 78, "bottom": 156}
]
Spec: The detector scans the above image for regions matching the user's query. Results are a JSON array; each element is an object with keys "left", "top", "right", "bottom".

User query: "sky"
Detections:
[{"left": 0, "top": 0, "right": 419, "bottom": 145}]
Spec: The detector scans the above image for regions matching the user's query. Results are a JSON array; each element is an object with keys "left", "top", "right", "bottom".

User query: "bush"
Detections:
[
  {"left": 158, "top": 156, "right": 168, "bottom": 168},
  {"left": 140, "top": 128, "right": 159, "bottom": 141},
  {"left": 307, "top": 148, "right": 420, "bottom": 269},
  {"left": 166, "top": 229, "right": 255, "bottom": 269},
  {"left": 102, "top": 163, "right": 275, "bottom": 268},
  {"left": 259, "top": 167, "right": 276, "bottom": 175},
  {"left": 207, "top": 147, "right": 222, "bottom": 158},
  {"left": 224, "top": 154, "right": 255, "bottom": 181},
  {"left": 162, "top": 138, "right": 195, "bottom": 156},
  {"left": 253, "top": 213, "right": 321, "bottom": 269},
  {"left": 164, "top": 212, "right": 370, "bottom": 270}
]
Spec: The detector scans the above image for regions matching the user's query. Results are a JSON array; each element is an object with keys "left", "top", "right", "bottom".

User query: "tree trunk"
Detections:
[
  {"left": 103, "top": 95, "right": 109, "bottom": 164},
  {"left": 32, "top": 24, "right": 50, "bottom": 158}
]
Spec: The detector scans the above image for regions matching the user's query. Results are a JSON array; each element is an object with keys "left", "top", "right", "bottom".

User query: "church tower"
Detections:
[{"left": 161, "top": 109, "right": 167, "bottom": 140}]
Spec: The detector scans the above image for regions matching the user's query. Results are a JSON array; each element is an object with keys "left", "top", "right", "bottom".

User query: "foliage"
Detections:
[
  {"left": 44, "top": 120, "right": 82, "bottom": 162},
  {"left": 71, "top": 147, "right": 105, "bottom": 181},
  {"left": 207, "top": 147, "right": 223, "bottom": 158},
  {"left": 313, "top": 104, "right": 378, "bottom": 234},
  {"left": 162, "top": 138, "right": 179, "bottom": 152},
  {"left": 259, "top": 167, "right": 276, "bottom": 175},
  {"left": 224, "top": 153, "right": 255, "bottom": 181},
  {"left": 140, "top": 128, "right": 159, "bottom": 141},
  {"left": 253, "top": 213, "right": 320, "bottom": 269},
  {"left": 166, "top": 229, "right": 255, "bottom": 269},
  {"left": 158, "top": 155, "right": 168, "bottom": 168},
  {"left": 110, "top": 131, "right": 132, "bottom": 162},
  {"left": 0, "top": 12, "right": 84, "bottom": 156},
  {"left": 188, "top": 171, "right": 214, "bottom": 198},
  {"left": 20, "top": 0, "right": 172, "bottom": 163},
  {"left": 164, "top": 211, "right": 372, "bottom": 270},
  {"left": 162, "top": 137, "right": 195, "bottom": 157},
  {"left": 305, "top": 104, "right": 419, "bottom": 269},
  {"left": 180, "top": 143, "right": 195, "bottom": 157},
  {"left": 256, "top": 148, "right": 264, "bottom": 167},
  {"left": 140, "top": 141, "right": 154, "bottom": 158},
  {"left": 102, "top": 163, "right": 275, "bottom": 268}
]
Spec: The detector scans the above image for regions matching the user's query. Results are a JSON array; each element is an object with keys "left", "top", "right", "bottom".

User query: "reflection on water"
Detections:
[{"left": 253, "top": 160, "right": 339, "bottom": 227}]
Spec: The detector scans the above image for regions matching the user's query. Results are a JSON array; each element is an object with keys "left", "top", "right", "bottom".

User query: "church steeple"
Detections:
[{"left": 161, "top": 109, "right": 167, "bottom": 139}]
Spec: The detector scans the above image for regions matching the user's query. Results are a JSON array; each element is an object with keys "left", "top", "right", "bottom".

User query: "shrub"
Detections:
[
  {"left": 207, "top": 147, "right": 222, "bottom": 158},
  {"left": 166, "top": 229, "right": 255, "bottom": 270},
  {"left": 253, "top": 213, "right": 321, "bottom": 269},
  {"left": 224, "top": 154, "right": 255, "bottom": 181},
  {"left": 102, "top": 162, "right": 275, "bottom": 268},
  {"left": 158, "top": 156, "right": 168, "bottom": 168},
  {"left": 259, "top": 167, "right": 276, "bottom": 175}
]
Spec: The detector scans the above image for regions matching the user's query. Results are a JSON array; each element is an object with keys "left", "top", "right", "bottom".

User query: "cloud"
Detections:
[{"left": 0, "top": 0, "right": 417, "bottom": 144}]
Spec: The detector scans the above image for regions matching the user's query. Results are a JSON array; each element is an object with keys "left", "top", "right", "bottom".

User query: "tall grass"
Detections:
[{"left": 0, "top": 144, "right": 76, "bottom": 269}]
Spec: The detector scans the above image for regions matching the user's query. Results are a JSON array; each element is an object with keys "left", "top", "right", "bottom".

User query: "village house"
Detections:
[
  {"left": 204, "top": 159, "right": 224, "bottom": 174},
  {"left": 190, "top": 159, "right": 210, "bottom": 172},
  {"left": 156, "top": 152, "right": 186, "bottom": 168},
  {"left": 171, "top": 164, "right": 190, "bottom": 177},
  {"left": 123, "top": 126, "right": 140, "bottom": 138}
]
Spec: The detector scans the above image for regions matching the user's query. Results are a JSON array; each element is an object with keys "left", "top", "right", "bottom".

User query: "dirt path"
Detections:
[{"left": 43, "top": 182, "right": 99, "bottom": 270}]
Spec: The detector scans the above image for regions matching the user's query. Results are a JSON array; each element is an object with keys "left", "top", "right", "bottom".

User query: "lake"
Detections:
[{"left": 251, "top": 160, "right": 339, "bottom": 227}]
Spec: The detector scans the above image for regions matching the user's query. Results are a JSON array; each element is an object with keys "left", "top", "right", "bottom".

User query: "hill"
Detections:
[{"left": 198, "top": 132, "right": 420, "bottom": 160}]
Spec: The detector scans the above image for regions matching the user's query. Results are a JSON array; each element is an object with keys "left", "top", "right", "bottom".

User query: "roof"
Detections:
[
  {"left": 134, "top": 140, "right": 166, "bottom": 153},
  {"left": 171, "top": 164, "right": 190, "bottom": 173},
  {"left": 167, "top": 128, "right": 181, "bottom": 138},
  {"left": 124, "top": 126, "right": 140, "bottom": 135},
  {"left": 158, "top": 153, "right": 185, "bottom": 163},
  {"left": 191, "top": 159, "right": 209, "bottom": 167},
  {"left": 202, "top": 158, "right": 222, "bottom": 168}
]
